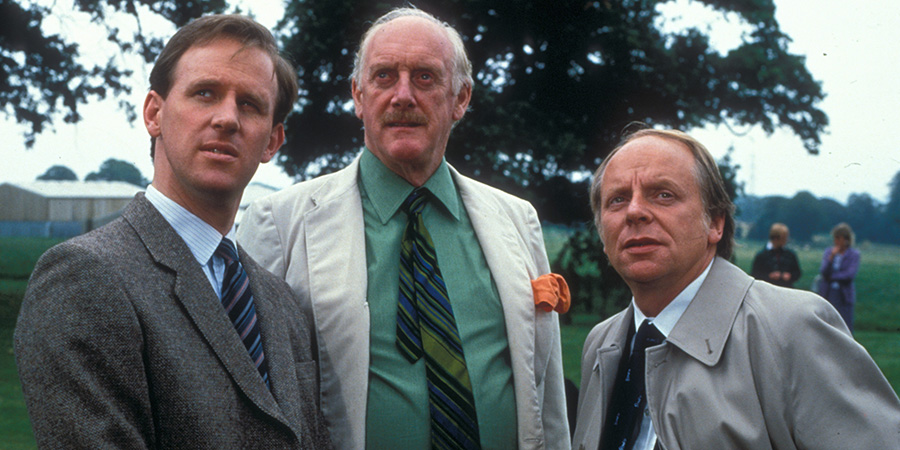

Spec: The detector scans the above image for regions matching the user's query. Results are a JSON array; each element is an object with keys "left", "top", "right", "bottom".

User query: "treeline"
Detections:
[{"left": 737, "top": 175, "right": 900, "bottom": 245}]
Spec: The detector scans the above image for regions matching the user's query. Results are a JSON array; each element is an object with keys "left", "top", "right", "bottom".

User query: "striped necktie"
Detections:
[
  {"left": 601, "top": 319, "right": 665, "bottom": 450},
  {"left": 216, "top": 238, "right": 270, "bottom": 389},
  {"left": 395, "top": 188, "right": 481, "bottom": 450}
]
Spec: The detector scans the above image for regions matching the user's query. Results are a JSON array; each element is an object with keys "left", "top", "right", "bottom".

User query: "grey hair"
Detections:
[{"left": 350, "top": 7, "right": 473, "bottom": 95}]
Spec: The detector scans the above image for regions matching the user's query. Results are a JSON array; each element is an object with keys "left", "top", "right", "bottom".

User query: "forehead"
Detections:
[
  {"left": 173, "top": 38, "right": 276, "bottom": 89},
  {"left": 601, "top": 136, "right": 698, "bottom": 191},
  {"left": 364, "top": 16, "right": 452, "bottom": 69}
]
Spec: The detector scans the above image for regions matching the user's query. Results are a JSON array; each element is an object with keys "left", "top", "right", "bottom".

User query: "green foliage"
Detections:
[
  {"left": 1, "top": 0, "right": 226, "bottom": 148},
  {"left": 275, "top": 0, "right": 826, "bottom": 222},
  {"left": 35, "top": 165, "right": 78, "bottom": 181},
  {"left": 551, "top": 225, "right": 630, "bottom": 319},
  {"left": 85, "top": 158, "right": 148, "bottom": 187}
]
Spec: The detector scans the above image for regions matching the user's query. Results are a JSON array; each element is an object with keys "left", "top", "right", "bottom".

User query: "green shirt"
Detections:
[{"left": 360, "top": 150, "right": 517, "bottom": 449}]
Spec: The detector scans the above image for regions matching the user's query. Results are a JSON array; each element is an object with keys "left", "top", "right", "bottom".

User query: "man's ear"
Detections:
[
  {"left": 144, "top": 91, "right": 163, "bottom": 138},
  {"left": 452, "top": 83, "right": 472, "bottom": 121},
  {"left": 351, "top": 79, "right": 364, "bottom": 120},
  {"left": 708, "top": 213, "right": 725, "bottom": 246},
  {"left": 262, "top": 123, "right": 285, "bottom": 164}
]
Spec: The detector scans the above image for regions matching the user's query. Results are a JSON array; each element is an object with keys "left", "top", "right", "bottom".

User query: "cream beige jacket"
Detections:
[{"left": 238, "top": 155, "right": 570, "bottom": 450}]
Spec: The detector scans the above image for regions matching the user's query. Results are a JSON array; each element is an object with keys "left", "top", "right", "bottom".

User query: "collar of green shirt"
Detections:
[{"left": 358, "top": 149, "right": 462, "bottom": 225}]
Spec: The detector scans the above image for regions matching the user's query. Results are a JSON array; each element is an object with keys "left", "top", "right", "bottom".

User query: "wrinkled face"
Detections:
[
  {"left": 144, "top": 38, "right": 283, "bottom": 206},
  {"left": 598, "top": 136, "right": 724, "bottom": 291},
  {"left": 352, "top": 16, "right": 470, "bottom": 181}
]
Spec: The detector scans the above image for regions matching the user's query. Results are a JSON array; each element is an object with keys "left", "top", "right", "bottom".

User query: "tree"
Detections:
[
  {"left": 36, "top": 165, "right": 78, "bottom": 181},
  {"left": 885, "top": 170, "right": 900, "bottom": 243},
  {"left": 1, "top": 0, "right": 225, "bottom": 147},
  {"left": 85, "top": 158, "right": 148, "bottom": 186},
  {"left": 845, "top": 193, "right": 880, "bottom": 243},
  {"left": 275, "top": 0, "right": 827, "bottom": 216}
]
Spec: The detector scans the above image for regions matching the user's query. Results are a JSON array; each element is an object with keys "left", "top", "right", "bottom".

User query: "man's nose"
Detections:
[
  {"left": 391, "top": 74, "right": 416, "bottom": 109},
  {"left": 625, "top": 195, "right": 651, "bottom": 223},
  {"left": 211, "top": 99, "right": 240, "bottom": 133}
]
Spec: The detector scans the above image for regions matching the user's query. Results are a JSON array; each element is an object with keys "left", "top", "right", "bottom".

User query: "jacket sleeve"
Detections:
[
  {"left": 750, "top": 250, "right": 767, "bottom": 280},
  {"left": 771, "top": 295, "right": 900, "bottom": 447},
  {"left": 15, "top": 243, "right": 153, "bottom": 449},
  {"left": 787, "top": 250, "right": 802, "bottom": 283},
  {"left": 523, "top": 205, "right": 572, "bottom": 450},
  {"left": 829, "top": 249, "right": 860, "bottom": 282}
]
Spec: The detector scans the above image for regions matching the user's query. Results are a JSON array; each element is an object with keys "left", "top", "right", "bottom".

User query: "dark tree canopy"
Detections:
[
  {"left": 85, "top": 158, "right": 148, "bottom": 187},
  {"left": 36, "top": 165, "right": 78, "bottom": 181},
  {"left": 1, "top": 0, "right": 225, "bottom": 147},
  {"left": 276, "top": 0, "right": 827, "bottom": 208}
]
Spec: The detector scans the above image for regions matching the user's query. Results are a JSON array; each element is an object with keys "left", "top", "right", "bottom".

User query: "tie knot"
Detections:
[
  {"left": 401, "top": 188, "right": 431, "bottom": 216},
  {"left": 215, "top": 238, "right": 239, "bottom": 264},
  {"left": 633, "top": 320, "right": 665, "bottom": 353}
]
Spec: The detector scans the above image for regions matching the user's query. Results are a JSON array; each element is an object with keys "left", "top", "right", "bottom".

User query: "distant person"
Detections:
[
  {"left": 237, "top": 7, "right": 570, "bottom": 449},
  {"left": 571, "top": 128, "right": 900, "bottom": 449},
  {"left": 818, "top": 222, "right": 861, "bottom": 333},
  {"left": 751, "top": 222, "right": 802, "bottom": 287},
  {"left": 14, "top": 15, "right": 332, "bottom": 449}
]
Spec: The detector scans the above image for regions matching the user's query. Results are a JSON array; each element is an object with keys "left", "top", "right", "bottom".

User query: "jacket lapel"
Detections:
[
  {"left": 453, "top": 170, "right": 544, "bottom": 443},
  {"left": 123, "top": 194, "right": 288, "bottom": 426},
  {"left": 664, "top": 257, "right": 752, "bottom": 366},
  {"left": 577, "top": 307, "right": 630, "bottom": 450},
  {"left": 302, "top": 159, "right": 370, "bottom": 446}
]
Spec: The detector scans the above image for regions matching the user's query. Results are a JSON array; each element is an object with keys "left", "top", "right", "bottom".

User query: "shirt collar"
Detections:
[
  {"left": 633, "top": 258, "right": 715, "bottom": 338},
  {"left": 358, "top": 149, "right": 461, "bottom": 224},
  {"left": 145, "top": 184, "right": 235, "bottom": 265}
]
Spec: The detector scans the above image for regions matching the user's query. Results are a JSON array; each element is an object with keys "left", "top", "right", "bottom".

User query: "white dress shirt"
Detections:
[
  {"left": 630, "top": 259, "right": 714, "bottom": 450},
  {"left": 145, "top": 185, "right": 236, "bottom": 299}
]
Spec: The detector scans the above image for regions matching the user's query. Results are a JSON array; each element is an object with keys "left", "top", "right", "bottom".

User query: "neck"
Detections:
[
  {"left": 630, "top": 253, "right": 716, "bottom": 317},
  {"left": 151, "top": 182, "right": 239, "bottom": 235}
]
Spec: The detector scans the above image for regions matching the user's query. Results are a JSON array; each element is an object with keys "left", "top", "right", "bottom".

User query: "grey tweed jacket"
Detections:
[{"left": 15, "top": 193, "right": 332, "bottom": 449}]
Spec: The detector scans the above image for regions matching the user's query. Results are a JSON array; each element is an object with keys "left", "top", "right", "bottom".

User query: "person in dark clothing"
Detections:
[{"left": 751, "top": 223, "right": 802, "bottom": 288}]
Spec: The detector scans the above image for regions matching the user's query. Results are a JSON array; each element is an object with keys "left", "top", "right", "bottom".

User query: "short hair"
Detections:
[
  {"left": 769, "top": 223, "right": 789, "bottom": 241},
  {"left": 148, "top": 14, "right": 298, "bottom": 157},
  {"left": 590, "top": 128, "right": 736, "bottom": 260},
  {"left": 350, "top": 7, "right": 473, "bottom": 96},
  {"left": 831, "top": 222, "right": 855, "bottom": 247}
]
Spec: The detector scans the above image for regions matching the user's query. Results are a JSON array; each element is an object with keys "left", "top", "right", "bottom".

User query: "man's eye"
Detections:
[
  {"left": 196, "top": 90, "right": 213, "bottom": 98},
  {"left": 420, "top": 73, "right": 433, "bottom": 81}
]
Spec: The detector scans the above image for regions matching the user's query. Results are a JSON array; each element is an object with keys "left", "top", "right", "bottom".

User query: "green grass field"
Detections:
[
  {"left": 557, "top": 238, "right": 900, "bottom": 394},
  {"left": 0, "top": 234, "right": 897, "bottom": 449}
]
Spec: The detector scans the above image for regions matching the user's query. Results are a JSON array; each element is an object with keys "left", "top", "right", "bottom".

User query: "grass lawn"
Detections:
[
  {"left": 0, "top": 234, "right": 897, "bottom": 449},
  {"left": 559, "top": 238, "right": 900, "bottom": 395}
]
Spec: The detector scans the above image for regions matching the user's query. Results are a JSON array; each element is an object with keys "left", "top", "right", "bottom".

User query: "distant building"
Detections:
[
  {"left": 0, "top": 181, "right": 144, "bottom": 237},
  {"left": 0, "top": 180, "right": 283, "bottom": 237}
]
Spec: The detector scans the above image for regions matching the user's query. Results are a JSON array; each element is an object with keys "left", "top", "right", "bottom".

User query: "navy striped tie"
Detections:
[
  {"left": 216, "top": 239, "right": 270, "bottom": 389},
  {"left": 396, "top": 188, "right": 481, "bottom": 450}
]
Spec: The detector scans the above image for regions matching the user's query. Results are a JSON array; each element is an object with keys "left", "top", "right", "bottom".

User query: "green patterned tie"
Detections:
[{"left": 396, "top": 188, "right": 481, "bottom": 450}]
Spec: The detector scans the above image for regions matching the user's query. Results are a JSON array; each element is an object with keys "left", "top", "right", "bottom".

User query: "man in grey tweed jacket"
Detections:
[{"left": 14, "top": 15, "right": 331, "bottom": 449}]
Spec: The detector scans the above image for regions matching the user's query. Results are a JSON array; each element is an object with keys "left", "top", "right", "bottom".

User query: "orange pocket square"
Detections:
[{"left": 532, "top": 273, "right": 571, "bottom": 314}]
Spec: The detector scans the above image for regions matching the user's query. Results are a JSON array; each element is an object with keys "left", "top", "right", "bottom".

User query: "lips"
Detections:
[
  {"left": 623, "top": 237, "right": 662, "bottom": 252},
  {"left": 200, "top": 142, "right": 238, "bottom": 157}
]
